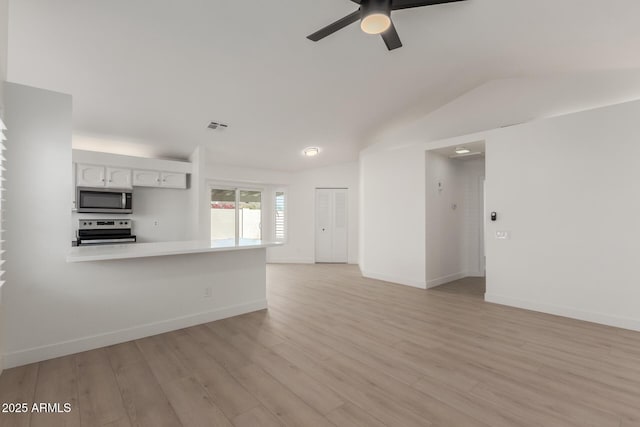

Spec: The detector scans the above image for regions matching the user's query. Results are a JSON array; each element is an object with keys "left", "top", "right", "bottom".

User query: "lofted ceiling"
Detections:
[{"left": 6, "top": 0, "right": 640, "bottom": 171}]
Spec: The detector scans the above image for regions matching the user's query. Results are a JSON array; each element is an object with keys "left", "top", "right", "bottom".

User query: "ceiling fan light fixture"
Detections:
[{"left": 361, "top": 13, "right": 391, "bottom": 35}]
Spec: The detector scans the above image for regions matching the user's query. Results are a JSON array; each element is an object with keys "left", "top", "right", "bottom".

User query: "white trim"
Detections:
[
  {"left": 465, "top": 270, "right": 485, "bottom": 278},
  {"left": 267, "top": 258, "right": 315, "bottom": 264},
  {"left": 426, "top": 271, "right": 466, "bottom": 289},
  {"left": 2, "top": 299, "right": 268, "bottom": 369},
  {"left": 485, "top": 293, "right": 640, "bottom": 332},
  {"left": 361, "top": 270, "right": 426, "bottom": 289}
]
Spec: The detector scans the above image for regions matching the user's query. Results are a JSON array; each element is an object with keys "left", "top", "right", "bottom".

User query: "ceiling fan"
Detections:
[{"left": 307, "top": 0, "right": 467, "bottom": 51}]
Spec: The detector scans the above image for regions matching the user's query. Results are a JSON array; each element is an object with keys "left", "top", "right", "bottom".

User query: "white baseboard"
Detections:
[
  {"left": 361, "top": 270, "right": 426, "bottom": 289},
  {"left": 465, "top": 270, "right": 485, "bottom": 278},
  {"left": 426, "top": 271, "right": 467, "bottom": 289},
  {"left": 3, "top": 299, "right": 268, "bottom": 369},
  {"left": 267, "top": 258, "right": 315, "bottom": 264},
  {"left": 485, "top": 293, "right": 640, "bottom": 332}
]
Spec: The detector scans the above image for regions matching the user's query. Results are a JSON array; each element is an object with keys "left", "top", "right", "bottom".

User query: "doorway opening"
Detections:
[{"left": 425, "top": 141, "right": 486, "bottom": 297}]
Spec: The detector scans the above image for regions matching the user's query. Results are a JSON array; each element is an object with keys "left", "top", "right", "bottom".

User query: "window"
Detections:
[
  {"left": 210, "top": 188, "right": 236, "bottom": 241},
  {"left": 210, "top": 187, "right": 262, "bottom": 243},
  {"left": 239, "top": 190, "right": 261, "bottom": 240},
  {"left": 275, "top": 191, "right": 286, "bottom": 241}
]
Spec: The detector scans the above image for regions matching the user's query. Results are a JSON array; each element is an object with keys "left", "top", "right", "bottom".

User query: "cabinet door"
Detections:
[
  {"left": 105, "top": 167, "right": 132, "bottom": 189},
  {"left": 132, "top": 170, "right": 161, "bottom": 187},
  {"left": 76, "top": 164, "right": 105, "bottom": 187},
  {"left": 160, "top": 172, "right": 187, "bottom": 189}
]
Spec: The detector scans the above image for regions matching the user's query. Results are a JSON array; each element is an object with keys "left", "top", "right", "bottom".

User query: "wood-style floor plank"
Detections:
[
  {"left": 207, "top": 323, "right": 344, "bottom": 415},
  {"left": 30, "top": 355, "right": 80, "bottom": 427},
  {"left": 231, "top": 406, "right": 282, "bottom": 427},
  {"left": 159, "top": 376, "right": 233, "bottom": 427},
  {"left": 110, "top": 359, "right": 182, "bottom": 427},
  {"left": 1, "top": 265, "right": 639, "bottom": 426},
  {"left": 0, "top": 364, "right": 38, "bottom": 427},
  {"left": 229, "top": 363, "right": 334, "bottom": 427},
  {"left": 76, "top": 349, "right": 129, "bottom": 427},
  {"left": 163, "top": 329, "right": 260, "bottom": 419},
  {"left": 325, "top": 402, "right": 388, "bottom": 427}
]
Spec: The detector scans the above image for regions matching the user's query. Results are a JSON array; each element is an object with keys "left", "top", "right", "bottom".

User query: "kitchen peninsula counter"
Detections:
[{"left": 67, "top": 239, "right": 282, "bottom": 262}]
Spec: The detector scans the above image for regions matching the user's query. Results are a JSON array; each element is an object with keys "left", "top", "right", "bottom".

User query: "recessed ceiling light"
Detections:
[
  {"left": 303, "top": 147, "right": 320, "bottom": 157},
  {"left": 455, "top": 147, "right": 470, "bottom": 154}
]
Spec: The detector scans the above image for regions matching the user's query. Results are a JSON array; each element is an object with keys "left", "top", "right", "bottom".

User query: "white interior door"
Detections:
[{"left": 315, "top": 188, "right": 348, "bottom": 263}]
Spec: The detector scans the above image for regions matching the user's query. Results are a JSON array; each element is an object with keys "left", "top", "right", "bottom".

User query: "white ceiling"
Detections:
[{"left": 7, "top": 0, "right": 640, "bottom": 170}]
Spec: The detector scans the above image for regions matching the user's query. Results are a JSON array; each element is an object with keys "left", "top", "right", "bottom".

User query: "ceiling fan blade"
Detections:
[
  {"left": 391, "top": 0, "right": 466, "bottom": 11},
  {"left": 307, "top": 10, "right": 361, "bottom": 42},
  {"left": 381, "top": 21, "right": 402, "bottom": 50}
]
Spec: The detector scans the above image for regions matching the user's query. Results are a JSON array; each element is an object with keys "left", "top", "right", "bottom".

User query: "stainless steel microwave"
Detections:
[{"left": 76, "top": 187, "right": 133, "bottom": 214}]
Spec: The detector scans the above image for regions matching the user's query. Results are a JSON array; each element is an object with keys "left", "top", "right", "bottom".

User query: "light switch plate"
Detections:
[{"left": 495, "top": 231, "right": 510, "bottom": 240}]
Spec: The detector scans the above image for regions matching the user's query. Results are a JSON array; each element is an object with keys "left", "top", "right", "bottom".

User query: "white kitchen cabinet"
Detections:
[
  {"left": 76, "top": 164, "right": 106, "bottom": 187},
  {"left": 105, "top": 167, "right": 132, "bottom": 189},
  {"left": 76, "top": 164, "right": 133, "bottom": 189},
  {"left": 132, "top": 170, "right": 186, "bottom": 188},
  {"left": 160, "top": 172, "right": 187, "bottom": 189},
  {"left": 132, "top": 170, "right": 161, "bottom": 187}
]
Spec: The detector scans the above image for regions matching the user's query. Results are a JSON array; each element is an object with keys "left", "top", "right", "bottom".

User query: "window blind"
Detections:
[
  {"left": 0, "top": 118, "right": 6, "bottom": 290},
  {"left": 275, "top": 191, "right": 286, "bottom": 241}
]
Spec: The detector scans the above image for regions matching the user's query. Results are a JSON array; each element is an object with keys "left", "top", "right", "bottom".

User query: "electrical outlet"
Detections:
[{"left": 204, "top": 287, "right": 212, "bottom": 298}]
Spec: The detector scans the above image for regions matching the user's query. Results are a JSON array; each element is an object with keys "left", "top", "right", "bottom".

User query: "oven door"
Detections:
[{"left": 77, "top": 187, "right": 133, "bottom": 213}]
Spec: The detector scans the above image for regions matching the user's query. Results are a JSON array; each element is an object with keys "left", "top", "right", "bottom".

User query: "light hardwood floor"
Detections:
[{"left": 1, "top": 264, "right": 640, "bottom": 426}]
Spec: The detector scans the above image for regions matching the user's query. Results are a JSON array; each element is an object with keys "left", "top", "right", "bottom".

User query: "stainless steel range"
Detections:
[{"left": 77, "top": 219, "right": 136, "bottom": 245}]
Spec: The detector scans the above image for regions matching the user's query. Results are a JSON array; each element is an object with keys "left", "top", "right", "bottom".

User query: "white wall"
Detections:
[
  {"left": 361, "top": 97, "right": 640, "bottom": 331},
  {"left": 360, "top": 145, "right": 426, "bottom": 288},
  {"left": 460, "top": 158, "right": 486, "bottom": 277},
  {"left": 206, "top": 160, "right": 360, "bottom": 265},
  {"left": 129, "top": 187, "right": 190, "bottom": 243},
  {"left": 271, "top": 162, "right": 359, "bottom": 265},
  {"left": 484, "top": 100, "right": 640, "bottom": 331},
  {"left": 425, "top": 152, "right": 465, "bottom": 287},
  {"left": 2, "top": 83, "right": 268, "bottom": 368}
]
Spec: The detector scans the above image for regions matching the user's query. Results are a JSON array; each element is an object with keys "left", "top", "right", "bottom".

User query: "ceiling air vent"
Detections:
[{"left": 207, "top": 121, "right": 228, "bottom": 130}]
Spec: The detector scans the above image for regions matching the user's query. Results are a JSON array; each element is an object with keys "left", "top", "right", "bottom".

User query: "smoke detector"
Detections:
[{"left": 207, "top": 121, "right": 228, "bottom": 130}]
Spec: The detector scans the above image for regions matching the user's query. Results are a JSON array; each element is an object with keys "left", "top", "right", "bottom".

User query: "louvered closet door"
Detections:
[{"left": 315, "top": 188, "right": 348, "bottom": 263}]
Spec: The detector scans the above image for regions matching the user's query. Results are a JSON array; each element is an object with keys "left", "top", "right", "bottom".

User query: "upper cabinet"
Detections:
[
  {"left": 76, "top": 163, "right": 187, "bottom": 190},
  {"left": 160, "top": 172, "right": 187, "bottom": 189},
  {"left": 132, "top": 170, "right": 187, "bottom": 189},
  {"left": 76, "top": 164, "right": 106, "bottom": 187},
  {"left": 132, "top": 170, "right": 161, "bottom": 187},
  {"left": 106, "top": 167, "right": 133, "bottom": 188},
  {"left": 76, "top": 164, "right": 133, "bottom": 189}
]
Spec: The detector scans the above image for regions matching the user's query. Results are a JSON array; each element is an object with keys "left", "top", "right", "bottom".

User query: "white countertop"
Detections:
[{"left": 67, "top": 239, "right": 283, "bottom": 262}]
